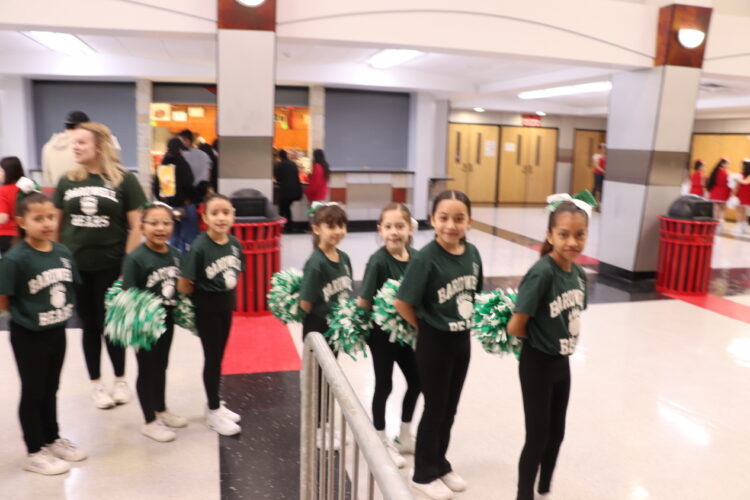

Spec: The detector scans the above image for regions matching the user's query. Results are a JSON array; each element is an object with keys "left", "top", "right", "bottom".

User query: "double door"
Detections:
[
  {"left": 498, "top": 126, "right": 557, "bottom": 203},
  {"left": 446, "top": 124, "right": 499, "bottom": 203}
]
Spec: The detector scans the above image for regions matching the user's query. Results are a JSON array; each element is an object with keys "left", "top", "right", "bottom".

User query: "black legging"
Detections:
[
  {"left": 10, "top": 322, "right": 66, "bottom": 454},
  {"left": 302, "top": 313, "right": 338, "bottom": 425},
  {"left": 194, "top": 291, "right": 234, "bottom": 410},
  {"left": 413, "top": 320, "right": 470, "bottom": 484},
  {"left": 517, "top": 343, "right": 571, "bottom": 500},
  {"left": 279, "top": 197, "right": 294, "bottom": 230},
  {"left": 136, "top": 313, "right": 175, "bottom": 423},
  {"left": 368, "top": 326, "right": 420, "bottom": 430},
  {"left": 77, "top": 265, "right": 125, "bottom": 380}
]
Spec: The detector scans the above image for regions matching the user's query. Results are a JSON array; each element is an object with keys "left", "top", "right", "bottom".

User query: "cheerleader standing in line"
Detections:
[
  {"left": 707, "top": 158, "right": 731, "bottom": 231},
  {"left": 0, "top": 192, "right": 87, "bottom": 475},
  {"left": 356, "top": 203, "right": 420, "bottom": 469},
  {"left": 689, "top": 159, "right": 705, "bottom": 197},
  {"left": 178, "top": 194, "right": 244, "bottom": 436},
  {"left": 731, "top": 159, "right": 750, "bottom": 236},
  {"left": 394, "top": 190, "right": 483, "bottom": 500},
  {"left": 121, "top": 202, "right": 188, "bottom": 442},
  {"left": 508, "top": 199, "right": 591, "bottom": 500},
  {"left": 298, "top": 203, "right": 353, "bottom": 446}
]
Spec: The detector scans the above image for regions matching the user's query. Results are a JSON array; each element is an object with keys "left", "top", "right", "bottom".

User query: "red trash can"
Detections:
[
  {"left": 655, "top": 216, "right": 718, "bottom": 295},
  {"left": 231, "top": 219, "right": 286, "bottom": 316}
]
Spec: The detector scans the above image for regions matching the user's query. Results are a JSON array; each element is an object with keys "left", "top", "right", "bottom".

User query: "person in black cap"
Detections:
[{"left": 41, "top": 110, "right": 90, "bottom": 187}]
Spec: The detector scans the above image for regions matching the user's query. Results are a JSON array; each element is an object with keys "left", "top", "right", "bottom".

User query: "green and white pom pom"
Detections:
[
  {"left": 471, "top": 288, "right": 522, "bottom": 359},
  {"left": 105, "top": 288, "right": 166, "bottom": 351},
  {"left": 104, "top": 280, "right": 123, "bottom": 311},
  {"left": 268, "top": 268, "right": 305, "bottom": 324},
  {"left": 373, "top": 279, "right": 417, "bottom": 348},
  {"left": 175, "top": 293, "right": 198, "bottom": 335},
  {"left": 324, "top": 297, "right": 371, "bottom": 359}
]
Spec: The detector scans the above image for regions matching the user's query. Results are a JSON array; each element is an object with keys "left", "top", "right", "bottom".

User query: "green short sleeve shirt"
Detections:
[
  {"left": 397, "top": 240, "right": 483, "bottom": 332},
  {"left": 122, "top": 244, "right": 182, "bottom": 307},
  {"left": 514, "top": 255, "right": 588, "bottom": 356},
  {"left": 358, "top": 246, "right": 416, "bottom": 301},
  {"left": 54, "top": 171, "right": 147, "bottom": 271},
  {"left": 299, "top": 248, "right": 353, "bottom": 318},
  {"left": 181, "top": 233, "right": 245, "bottom": 292},
  {"left": 0, "top": 241, "right": 80, "bottom": 331}
]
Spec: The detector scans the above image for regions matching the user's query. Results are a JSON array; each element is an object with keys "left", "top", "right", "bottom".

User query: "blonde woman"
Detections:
[{"left": 54, "top": 122, "right": 147, "bottom": 410}]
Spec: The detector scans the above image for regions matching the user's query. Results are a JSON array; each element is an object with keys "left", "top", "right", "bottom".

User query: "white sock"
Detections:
[{"left": 399, "top": 422, "right": 411, "bottom": 440}]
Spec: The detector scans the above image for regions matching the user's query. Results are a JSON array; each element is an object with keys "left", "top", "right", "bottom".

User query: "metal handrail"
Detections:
[{"left": 300, "top": 332, "right": 414, "bottom": 500}]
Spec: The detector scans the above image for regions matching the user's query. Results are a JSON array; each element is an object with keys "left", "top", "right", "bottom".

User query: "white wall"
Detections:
[{"left": 0, "top": 77, "right": 35, "bottom": 172}]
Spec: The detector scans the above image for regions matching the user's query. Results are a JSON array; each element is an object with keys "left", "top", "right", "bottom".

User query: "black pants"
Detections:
[
  {"left": 302, "top": 313, "right": 339, "bottom": 424},
  {"left": 279, "top": 197, "right": 294, "bottom": 231},
  {"left": 517, "top": 343, "right": 571, "bottom": 500},
  {"left": 194, "top": 291, "right": 234, "bottom": 410},
  {"left": 368, "top": 326, "right": 420, "bottom": 430},
  {"left": 77, "top": 265, "right": 125, "bottom": 380},
  {"left": 10, "top": 322, "right": 66, "bottom": 454},
  {"left": 0, "top": 235, "right": 14, "bottom": 255},
  {"left": 136, "top": 313, "right": 175, "bottom": 423},
  {"left": 413, "top": 320, "right": 470, "bottom": 484}
]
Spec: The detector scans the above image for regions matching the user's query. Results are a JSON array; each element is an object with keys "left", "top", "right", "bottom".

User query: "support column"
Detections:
[
  {"left": 308, "top": 85, "right": 325, "bottom": 153},
  {"left": 216, "top": 0, "right": 276, "bottom": 198},
  {"left": 135, "top": 79, "right": 152, "bottom": 187},
  {"left": 598, "top": 4, "right": 711, "bottom": 279},
  {"left": 0, "top": 76, "right": 35, "bottom": 174},
  {"left": 408, "top": 93, "right": 448, "bottom": 222}
]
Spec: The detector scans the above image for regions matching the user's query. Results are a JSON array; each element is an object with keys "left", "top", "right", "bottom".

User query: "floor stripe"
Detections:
[
  {"left": 664, "top": 292, "right": 750, "bottom": 324},
  {"left": 222, "top": 315, "right": 301, "bottom": 375}
]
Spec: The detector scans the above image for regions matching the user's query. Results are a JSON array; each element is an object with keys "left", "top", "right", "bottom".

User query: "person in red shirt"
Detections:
[
  {"left": 0, "top": 156, "right": 25, "bottom": 254},
  {"left": 732, "top": 159, "right": 750, "bottom": 236},
  {"left": 707, "top": 158, "right": 731, "bottom": 230},
  {"left": 305, "top": 149, "right": 330, "bottom": 203},
  {"left": 689, "top": 160, "right": 705, "bottom": 197}
]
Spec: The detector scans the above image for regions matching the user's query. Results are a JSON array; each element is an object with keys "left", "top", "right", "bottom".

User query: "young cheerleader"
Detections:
[
  {"left": 298, "top": 203, "right": 352, "bottom": 447},
  {"left": 508, "top": 200, "right": 590, "bottom": 500},
  {"left": 122, "top": 202, "right": 187, "bottom": 442},
  {"left": 178, "top": 194, "right": 244, "bottom": 436},
  {"left": 0, "top": 156, "right": 25, "bottom": 254},
  {"left": 395, "top": 190, "right": 483, "bottom": 500},
  {"left": 732, "top": 159, "right": 750, "bottom": 236},
  {"left": 0, "top": 192, "right": 87, "bottom": 475},
  {"left": 707, "top": 158, "right": 731, "bottom": 230},
  {"left": 356, "top": 203, "right": 420, "bottom": 469},
  {"left": 689, "top": 159, "right": 705, "bottom": 197}
]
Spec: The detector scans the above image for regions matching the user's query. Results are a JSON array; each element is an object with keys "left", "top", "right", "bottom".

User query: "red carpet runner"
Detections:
[{"left": 221, "top": 315, "right": 301, "bottom": 375}]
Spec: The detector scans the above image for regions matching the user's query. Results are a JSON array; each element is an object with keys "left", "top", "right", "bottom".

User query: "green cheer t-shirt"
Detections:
[
  {"left": 358, "top": 246, "right": 416, "bottom": 301},
  {"left": 514, "top": 255, "right": 588, "bottom": 356},
  {"left": 54, "top": 171, "right": 147, "bottom": 272},
  {"left": 397, "top": 240, "right": 483, "bottom": 332},
  {"left": 181, "top": 233, "right": 244, "bottom": 292},
  {"left": 0, "top": 241, "right": 80, "bottom": 331},
  {"left": 122, "top": 243, "right": 182, "bottom": 307},
  {"left": 299, "top": 248, "right": 353, "bottom": 318}
]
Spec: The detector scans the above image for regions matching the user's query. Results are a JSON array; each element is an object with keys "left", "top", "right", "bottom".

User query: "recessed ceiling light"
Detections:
[
  {"left": 236, "top": 0, "right": 266, "bottom": 6},
  {"left": 535, "top": 111, "right": 547, "bottom": 116},
  {"left": 677, "top": 28, "right": 705, "bottom": 49},
  {"left": 22, "top": 31, "right": 95, "bottom": 57},
  {"left": 519, "top": 81, "right": 612, "bottom": 100},
  {"left": 473, "top": 107, "right": 485, "bottom": 113},
  {"left": 367, "top": 49, "right": 422, "bottom": 69}
]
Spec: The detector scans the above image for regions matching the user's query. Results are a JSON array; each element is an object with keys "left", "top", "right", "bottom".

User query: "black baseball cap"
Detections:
[{"left": 64, "top": 110, "right": 90, "bottom": 126}]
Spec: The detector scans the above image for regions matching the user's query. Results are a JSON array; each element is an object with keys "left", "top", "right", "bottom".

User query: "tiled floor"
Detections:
[{"left": 1, "top": 207, "right": 748, "bottom": 499}]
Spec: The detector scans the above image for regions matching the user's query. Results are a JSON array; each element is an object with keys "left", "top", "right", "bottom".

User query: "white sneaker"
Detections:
[
  {"left": 394, "top": 433, "right": 416, "bottom": 454},
  {"left": 91, "top": 383, "right": 115, "bottom": 409},
  {"left": 206, "top": 408, "right": 241, "bottom": 436},
  {"left": 24, "top": 449, "right": 70, "bottom": 475},
  {"left": 385, "top": 441, "right": 406, "bottom": 468},
  {"left": 218, "top": 402, "right": 241, "bottom": 423},
  {"left": 46, "top": 438, "right": 87, "bottom": 462},
  {"left": 156, "top": 411, "right": 188, "bottom": 428},
  {"left": 411, "top": 478, "right": 453, "bottom": 500},
  {"left": 141, "top": 420, "right": 176, "bottom": 442},
  {"left": 441, "top": 471, "right": 467, "bottom": 492},
  {"left": 112, "top": 380, "right": 130, "bottom": 404},
  {"left": 316, "top": 427, "right": 341, "bottom": 451}
]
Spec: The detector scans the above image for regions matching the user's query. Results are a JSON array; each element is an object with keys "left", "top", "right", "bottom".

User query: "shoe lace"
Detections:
[{"left": 54, "top": 438, "right": 75, "bottom": 449}]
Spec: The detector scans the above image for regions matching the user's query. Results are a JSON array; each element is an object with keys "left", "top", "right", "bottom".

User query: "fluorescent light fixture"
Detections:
[
  {"left": 236, "top": 0, "right": 266, "bottom": 6},
  {"left": 678, "top": 28, "right": 705, "bottom": 49},
  {"left": 519, "top": 81, "right": 612, "bottom": 100},
  {"left": 473, "top": 107, "right": 485, "bottom": 113},
  {"left": 22, "top": 31, "right": 95, "bottom": 57},
  {"left": 367, "top": 49, "right": 422, "bottom": 69},
  {"left": 535, "top": 111, "right": 547, "bottom": 116}
]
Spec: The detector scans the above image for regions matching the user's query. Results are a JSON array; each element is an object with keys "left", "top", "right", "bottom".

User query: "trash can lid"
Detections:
[{"left": 667, "top": 195, "right": 714, "bottom": 221}]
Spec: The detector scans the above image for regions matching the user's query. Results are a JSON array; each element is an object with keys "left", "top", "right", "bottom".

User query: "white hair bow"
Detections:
[{"left": 545, "top": 190, "right": 598, "bottom": 218}]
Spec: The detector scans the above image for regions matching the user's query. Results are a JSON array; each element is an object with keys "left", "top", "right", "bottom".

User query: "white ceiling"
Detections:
[{"left": 4, "top": 29, "right": 750, "bottom": 119}]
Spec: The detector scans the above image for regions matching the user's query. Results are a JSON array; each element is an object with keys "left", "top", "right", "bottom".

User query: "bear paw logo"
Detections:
[
  {"left": 456, "top": 292, "right": 473, "bottom": 320},
  {"left": 50, "top": 284, "right": 66, "bottom": 309},
  {"left": 80, "top": 196, "right": 98, "bottom": 216},
  {"left": 223, "top": 270, "right": 237, "bottom": 290},
  {"left": 162, "top": 280, "right": 175, "bottom": 299}
]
